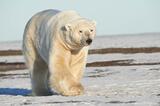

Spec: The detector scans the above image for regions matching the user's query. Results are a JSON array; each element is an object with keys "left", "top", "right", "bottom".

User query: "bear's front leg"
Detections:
[{"left": 49, "top": 50, "right": 84, "bottom": 96}]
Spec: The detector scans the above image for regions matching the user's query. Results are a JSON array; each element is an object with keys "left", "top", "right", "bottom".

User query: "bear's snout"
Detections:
[{"left": 86, "top": 39, "right": 92, "bottom": 45}]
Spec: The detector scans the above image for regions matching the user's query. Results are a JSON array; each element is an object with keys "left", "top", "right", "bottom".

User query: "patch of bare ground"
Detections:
[
  {"left": 1, "top": 47, "right": 160, "bottom": 56},
  {"left": 0, "top": 62, "right": 26, "bottom": 71},
  {"left": 88, "top": 47, "right": 160, "bottom": 54},
  {"left": 0, "top": 50, "right": 22, "bottom": 56},
  {"left": 1, "top": 59, "right": 160, "bottom": 71}
]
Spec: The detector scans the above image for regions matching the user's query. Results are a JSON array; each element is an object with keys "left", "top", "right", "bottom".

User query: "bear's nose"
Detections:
[{"left": 86, "top": 39, "right": 92, "bottom": 45}]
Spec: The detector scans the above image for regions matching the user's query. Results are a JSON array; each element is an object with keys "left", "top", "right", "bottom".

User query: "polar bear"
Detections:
[{"left": 23, "top": 9, "right": 96, "bottom": 96}]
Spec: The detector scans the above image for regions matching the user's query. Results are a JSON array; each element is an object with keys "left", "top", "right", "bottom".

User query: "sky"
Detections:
[{"left": 0, "top": 0, "right": 160, "bottom": 42}]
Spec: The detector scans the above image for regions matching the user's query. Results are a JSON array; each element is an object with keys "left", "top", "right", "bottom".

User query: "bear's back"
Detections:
[{"left": 23, "top": 9, "right": 81, "bottom": 64}]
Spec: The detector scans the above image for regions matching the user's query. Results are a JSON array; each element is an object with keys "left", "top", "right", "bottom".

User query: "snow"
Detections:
[
  {"left": 0, "top": 56, "right": 24, "bottom": 63},
  {"left": 0, "top": 41, "right": 21, "bottom": 50},
  {"left": 90, "top": 33, "right": 160, "bottom": 49},
  {"left": 0, "top": 65, "right": 160, "bottom": 106},
  {"left": 87, "top": 53, "right": 160, "bottom": 63},
  {"left": 0, "top": 34, "right": 160, "bottom": 106}
]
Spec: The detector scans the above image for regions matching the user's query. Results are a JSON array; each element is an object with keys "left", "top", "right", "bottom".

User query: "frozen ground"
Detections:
[
  {"left": 90, "top": 33, "right": 160, "bottom": 49},
  {"left": 0, "top": 34, "right": 160, "bottom": 106},
  {"left": 0, "top": 65, "right": 160, "bottom": 106}
]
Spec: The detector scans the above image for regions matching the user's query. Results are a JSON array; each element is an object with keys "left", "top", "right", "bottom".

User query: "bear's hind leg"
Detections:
[
  {"left": 23, "top": 42, "right": 51, "bottom": 96},
  {"left": 31, "top": 57, "right": 52, "bottom": 96}
]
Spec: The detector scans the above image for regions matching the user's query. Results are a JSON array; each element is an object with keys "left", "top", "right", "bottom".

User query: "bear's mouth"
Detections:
[
  {"left": 68, "top": 42, "right": 84, "bottom": 50},
  {"left": 68, "top": 39, "right": 91, "bottom": 49}
]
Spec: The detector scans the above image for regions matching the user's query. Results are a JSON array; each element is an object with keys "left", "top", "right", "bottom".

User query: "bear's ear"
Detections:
[
  {"left": 92, "top": 20, "right": 97, "bottom": 26},
  {"left": 64, "top": 24, "right": 72, "bottom": 31}
]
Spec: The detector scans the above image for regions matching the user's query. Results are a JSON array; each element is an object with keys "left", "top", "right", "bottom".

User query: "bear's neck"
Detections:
[{"left": 71, "top": 48, "right": 82, "bottom": 55}]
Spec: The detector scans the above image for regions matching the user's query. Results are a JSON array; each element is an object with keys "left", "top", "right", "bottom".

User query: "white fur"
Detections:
[{"left": 23, "top": 9, "right": 96, "bottom": 96}]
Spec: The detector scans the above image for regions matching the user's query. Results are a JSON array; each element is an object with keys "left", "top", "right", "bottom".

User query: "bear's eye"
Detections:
[
  {"left": 79, "top": 30, "right": 83, "bottom": 33},
  {"left": 90, "top": 29, "right": 93, "bottom": 32}
]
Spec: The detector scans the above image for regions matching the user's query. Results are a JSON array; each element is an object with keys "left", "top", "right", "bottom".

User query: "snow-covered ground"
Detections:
[
  {"left": 0, "top": 65, "right": 160, "bottom": 106},
  {"left": 0, "top": 34, "right": 160, "bottom": 106},
  {"left": 90, "top": 33, "right": 160, "bottom": 49}
]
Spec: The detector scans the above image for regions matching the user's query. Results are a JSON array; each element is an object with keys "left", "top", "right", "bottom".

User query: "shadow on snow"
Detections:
[{"left": 0, "top": 88, "right": 31, "bottom": 96}]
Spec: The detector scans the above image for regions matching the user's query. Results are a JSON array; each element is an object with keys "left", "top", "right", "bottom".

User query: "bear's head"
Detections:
[{"left": 62, "top": 18, "right": 96, "bottom": 49}]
